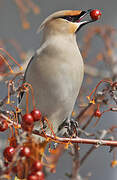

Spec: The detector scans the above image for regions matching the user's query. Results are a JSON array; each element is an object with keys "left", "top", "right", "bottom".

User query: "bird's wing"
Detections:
[{"left": 18, "top": 55, "right": 35, "bottom": 104}]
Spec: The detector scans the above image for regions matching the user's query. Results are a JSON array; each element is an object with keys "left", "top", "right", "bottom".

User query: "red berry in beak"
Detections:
[{"left": 90, "top": 9, "right": 102, "bottom": 20}]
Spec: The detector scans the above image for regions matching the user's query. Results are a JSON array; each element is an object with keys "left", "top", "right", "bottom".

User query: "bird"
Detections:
[{"left": 19, "top": 9, "right": 101, "bottom": 137}]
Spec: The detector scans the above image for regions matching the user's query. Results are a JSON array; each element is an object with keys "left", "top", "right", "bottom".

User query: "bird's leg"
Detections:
[{"left": 65, "top": 117, "right": 79, "bottom": 137}]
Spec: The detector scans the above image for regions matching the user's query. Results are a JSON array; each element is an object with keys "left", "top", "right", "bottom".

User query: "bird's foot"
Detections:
[{"left": 63, "top": 118, "right": 79, "bottom": 137}]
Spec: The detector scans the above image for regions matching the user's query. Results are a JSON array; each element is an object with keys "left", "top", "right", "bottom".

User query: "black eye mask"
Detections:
[{"left": 60, "top": 11, "right": 86, "bottom": 22}]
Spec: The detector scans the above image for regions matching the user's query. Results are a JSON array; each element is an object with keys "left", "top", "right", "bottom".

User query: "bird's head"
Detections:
[{"left": 37, "top": 9, "right": 101, "bottom": 35}]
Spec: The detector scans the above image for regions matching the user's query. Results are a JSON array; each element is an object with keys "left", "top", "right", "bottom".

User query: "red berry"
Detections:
[
  {"left": 0, "top": 119, "right": 8, "bottom": 132},
  {"left": 32, "top": 161, "right": 43, "bottom": 172},
  {"left": 20, "top": 146, "right": 31, "bottom": 157},
  {"left": 3, "top": 146, "right": 15, "bottom": 162},
  {"left": 31, "top": 109, "right": 41, "bottom": 122},
  {"left": 21, "top": 121, "right": 34, "bottom": 132},
  {"left": 94, "top": 109, "right": 101, "bottom": 118},
  {"left": 22, "top": 114, "right": 34, "bottom": 125},
  {"left": 90, "top": 9, "right": 102, "bottom": 20},
  {"left": 27, "top": 174, "right": 39, "bottom": 180},
  {"left": 36, "top": 171, "right": 45, "bottom": 180}
]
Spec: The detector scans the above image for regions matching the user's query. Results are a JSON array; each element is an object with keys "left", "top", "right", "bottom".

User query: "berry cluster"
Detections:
[
  {"left": 21, "top": 109, "right": 41, "bottom": 132},
  {"left": 28, "top": 161, "right": 45, "bottom": 180},
  {"left": 3, "top": 145, "right": 45, "bottom": 179},
  {"left": 2, "top": 108, "right": 45, "bottom": 179},
  {"left": 3, "top": 146, "right": 31, "bottom": 164}
]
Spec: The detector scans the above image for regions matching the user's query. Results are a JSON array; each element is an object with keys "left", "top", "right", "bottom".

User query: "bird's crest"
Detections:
[{"left": 37, "top": 10, "right": 82, "bottom": 33}]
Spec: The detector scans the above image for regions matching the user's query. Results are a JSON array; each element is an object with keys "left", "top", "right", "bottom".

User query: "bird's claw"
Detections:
[{"left": 64, "top": 118, "right": 79, "bottom": 137}]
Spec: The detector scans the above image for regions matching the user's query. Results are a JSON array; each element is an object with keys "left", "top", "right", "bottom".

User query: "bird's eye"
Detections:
[
  {"left": 66, "top": 16, "right": 74, "bottom": 21},
  {"left": 61, "top": 11, "right": 86, "bottom": 23},
  {"left": 62, "top": 16, "right": 75, "bottom": 22}
]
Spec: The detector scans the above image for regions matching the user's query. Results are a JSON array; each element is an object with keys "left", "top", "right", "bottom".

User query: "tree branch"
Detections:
[{"left": 33, "top": 130, "right": 117, "bottom": 147}]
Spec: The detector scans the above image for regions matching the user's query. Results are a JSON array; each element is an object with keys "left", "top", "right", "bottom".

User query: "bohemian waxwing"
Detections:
[{"left": 19, "top": 9, "right": 100, "bottom": 137}]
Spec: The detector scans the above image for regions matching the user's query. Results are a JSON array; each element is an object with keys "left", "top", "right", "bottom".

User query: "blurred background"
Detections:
[{"left": 0, "top": 0, "right": 117, "bottom": 180}]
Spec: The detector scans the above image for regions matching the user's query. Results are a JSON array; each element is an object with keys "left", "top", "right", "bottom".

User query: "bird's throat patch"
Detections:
[{"left": 69, "top": 23, "right": 78, "bottom": 33}]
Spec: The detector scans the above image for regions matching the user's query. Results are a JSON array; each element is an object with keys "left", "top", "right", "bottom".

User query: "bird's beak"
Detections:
[{"left": 76, "top": 9, "right": 95, "bottom": 26}]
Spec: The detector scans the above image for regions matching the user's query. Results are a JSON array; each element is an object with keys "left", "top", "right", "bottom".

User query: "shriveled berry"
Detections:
[
  {"left": 22, "top": 114, "right": 34, "bottom": 125},
  {"left": 90, "top": 9, "right": 102, "bottom": 20},
  {"left": 20, "top": 146, "right": 31, "bottom": 157},
  {"left": 36, "top": 171, "right": 45, "bottom": 180},
  {"left": 3, "top": 146, "right": 15, "bottom": 162},
  {"left": 0, "top": 119, "right": 8, "bottom": 132},
  {"left": 31, "top": 109, "right": 41, "bottom": 122},
  {"left": 94, "top": 109, "right": 101, "bottom": 118},
  {"left": 27, "top": 173, "right": 39, "bottom": 180},
  {"left": 32, "top": 161, "right": 43, "bottom": 172}
]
